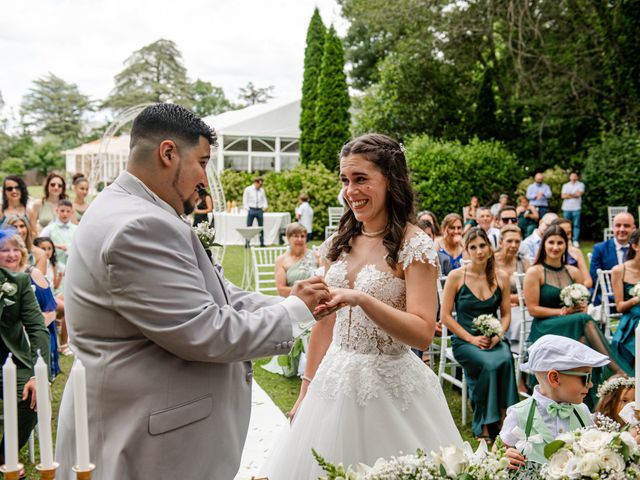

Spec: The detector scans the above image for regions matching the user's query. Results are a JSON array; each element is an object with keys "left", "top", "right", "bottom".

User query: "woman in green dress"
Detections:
[
  {"left": 524, "top": 225, "right": 633, "bottom": 406},
  {"left": 611, "top": 229, "right": 640, "bottom": 367},
  {"left": 442, "top": 227, "right": 518, "bottom": 441}
]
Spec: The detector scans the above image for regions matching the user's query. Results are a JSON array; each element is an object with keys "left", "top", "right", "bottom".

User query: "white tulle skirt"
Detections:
[{"left": 261, "top": 345, "right": 463, "bottom": 479}]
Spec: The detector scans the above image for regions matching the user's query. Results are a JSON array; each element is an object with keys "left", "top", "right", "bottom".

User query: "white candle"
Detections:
[
  {"left": 35, "top": 353, "right": 54, "bottom": 468},
  {"left": 72, "top": 360, "right": 91, "bottom": 470},
  {"left": 2, "top": 354, "right": 19, "bottom": 470},
  {"left": 636, "top": 325, "right": 640, "bottom": 410}
]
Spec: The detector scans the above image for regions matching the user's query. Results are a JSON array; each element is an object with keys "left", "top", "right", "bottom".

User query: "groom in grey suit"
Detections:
[{"left": 55, "top": 104, "right": 329, "bottom": 479}]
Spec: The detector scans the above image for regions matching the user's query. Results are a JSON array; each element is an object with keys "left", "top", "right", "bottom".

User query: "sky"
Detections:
[{"left": 0, "top": 0, "right": 346, "bottom": 123}]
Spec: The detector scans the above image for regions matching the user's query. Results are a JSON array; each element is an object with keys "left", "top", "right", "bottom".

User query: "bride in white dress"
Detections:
[{"left": 262, "top": 134, "right": 463, "bottom": 479}]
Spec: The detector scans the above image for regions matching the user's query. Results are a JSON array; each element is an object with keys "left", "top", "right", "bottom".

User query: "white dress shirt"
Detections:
[
  {"left": 295, "top": 201, "right": 314, "bottom": 234},
  {"left": 519, "top": 230, "right": 541, "bottom": 264},
  {"left": 614, "top": 239, "right": 630, "bottom": 265},
  {"left": 243, "top": 184, "right": 268, "bottom": 210}
]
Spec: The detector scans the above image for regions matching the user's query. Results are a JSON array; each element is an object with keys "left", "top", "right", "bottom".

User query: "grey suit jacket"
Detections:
[{"left": 56, "top": 171, "right": 311, "bottom": 479}]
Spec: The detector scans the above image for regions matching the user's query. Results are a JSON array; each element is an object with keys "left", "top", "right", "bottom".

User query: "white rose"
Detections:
[
  {"left": 570, "top": 288, "right": 583, "bottom": 300},
  {"left": 577, "top": 452, "right": 603, "bottom": 476},
  {"left": 546, "top": 449, "right": 575, "bottom": 479},
  {"left": 439, "top": 445, "right": 468, "bottom": 476},
  {"left": 600, "top": 449, "right": 625, "bottom": 473},
  {"left": 579, "top": 429, "right": 612, "bottom": 452},
  {"left": 556, "top": 432, "right": 575, "bottom": 445}
]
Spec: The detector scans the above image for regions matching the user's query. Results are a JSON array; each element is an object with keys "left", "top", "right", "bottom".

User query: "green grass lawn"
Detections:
[{"left": 20, "top": 240, "right": 598, "bottom": 476}]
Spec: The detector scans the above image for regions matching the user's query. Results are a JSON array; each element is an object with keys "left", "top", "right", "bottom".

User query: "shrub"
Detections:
[
  {"left": 515, "top": 165, "right": 570, "bottom": 214},
  {"left": 407, "top": 136, "right": 523, "bottom": 219},
  {"left": 220, "top": 163, "right": 342, "bottom": 238},
  {"left": 581, "top": 131, "right": 640, "bottom": 239},
  {"left": 0, "top": 157, "right": 25, "bottom": 175}
]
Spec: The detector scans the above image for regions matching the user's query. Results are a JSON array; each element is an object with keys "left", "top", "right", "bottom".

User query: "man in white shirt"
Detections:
[
  {"left": 561, "top": 171, "right": 585, "bottom": 247},
  {"left": 477, "top": 206, "right": 500, "bottom": 249},
  {"left": 519, "top": 212, "right": 558, "bottom": 264},
  {"left": 295, "top": 193, "right": 314, "bottom": 241},
  {"left": 243, "top": 176, "right": 268, "bottom": 246}
]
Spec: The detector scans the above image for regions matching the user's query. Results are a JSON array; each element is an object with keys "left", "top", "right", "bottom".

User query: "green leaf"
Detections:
[{"left": 544, "top": 440, "right": 566, "bottom": 459}]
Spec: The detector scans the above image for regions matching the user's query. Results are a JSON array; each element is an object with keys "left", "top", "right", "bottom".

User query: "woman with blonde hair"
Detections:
[
  {"left": 438, "top": 213, "right": 464, "bottom": 270},
  {"left": 4, "top": 214, "right": 47, "bottom": 274}
]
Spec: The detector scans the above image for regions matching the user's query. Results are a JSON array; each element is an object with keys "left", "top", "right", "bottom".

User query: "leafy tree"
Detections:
[
  {"left": 20, "top": 73, "right": 92, "bottom": 146},
  {"left": 105, "top": 39, "right": 192, "bottom": 111},
  {"left": 0, "top": 158, "right": 25, "bottom": 175},
  {"left": 24, "top": 135, "right": 65, "bottom": 176},
  {"left": 191, "top": 79, "right": 235, "bottom": 117},
  {"left": 299, "top": 8, "right": 326, "bottom": 164},
  {"left": 237, "top": 82, "right": 274, "bottom": 107},
  {"left": 313, "top": 27, "right": 351, "bottom": 171}
]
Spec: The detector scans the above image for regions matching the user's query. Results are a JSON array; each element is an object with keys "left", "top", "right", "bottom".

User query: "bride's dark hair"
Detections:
[{"left": 327, "top": 133, "right": 415, "bottom": 269}]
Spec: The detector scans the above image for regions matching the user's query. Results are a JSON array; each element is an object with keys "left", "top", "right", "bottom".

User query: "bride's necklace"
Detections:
[{"left": 361, "top": 226, "right": 387, "bottom": 237}]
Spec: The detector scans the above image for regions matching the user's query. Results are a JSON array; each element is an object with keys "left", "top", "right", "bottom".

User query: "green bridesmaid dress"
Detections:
[
  {"left": 527, "top": 264, "right": 633, "bottom": 406},
  {"left": 611, "top": 265, "right": 640, "bottom": 367},
  {"left": 452, "top": 269, "right": 519, "bottom": 437}
]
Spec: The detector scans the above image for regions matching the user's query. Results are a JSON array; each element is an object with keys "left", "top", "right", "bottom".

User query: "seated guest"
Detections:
[
  {"left": 516, "top": 195, "right": 539, "bottom": 238},
  {"left": 502, "top": 335, "right": 607, "bottom": 469},
  {"left": 490, "top": 193, "right": 509, "bottom": 217},
  {"left": 519, "top": 212, "right": 558, "bottom": 264},
  {"left": 0, "top": 175, "right": 38, "bottom": 233},
  {"left": 595, "top": 374, "right": 636, "bottom": 428},
  {"left": 417, "top": 210, "right": 442, "bottom": 246},
  {"left": 590, "top": 212, "right": 636, "bottom": 305},
  {"left": 0, "top": 231, "right": 59, "bottom": 378},
  {"left": 0, "top": 228, "right": 50, "bottom": 475},
  {"left": 551, "top": 217, "right": 592, "bottom": 288},
  {"left": 438, "top": 213, "right": 464, "bottom": 270},
  {"left": 476, "top": 206, "right": 498, "bottom": 249},
  {"left": 4, "top": 214, "right": 47, "bottom": 274},
  {"left": 442, "top": 227, "right": 518, "bottom": 442},
  {"left": 524, "top": 225, "right": 632, "bottom": 407},
  {"left": 418, "top": 219, "right": 451, "bottom": 275},
  {"left": 494, "top": 225, "right": 530, "bottom": 348},
  {"left": 463, "top": 196, "right": 479, "bottom": 229},
  {"left": 610, "top": 229, "right": 640, "bottom": 367},
  {"left": 274, "top": 223, "right": 318, "bottom": 297},
  {"left": 488, "top": 206, "right": 518, "bottom": 250}
]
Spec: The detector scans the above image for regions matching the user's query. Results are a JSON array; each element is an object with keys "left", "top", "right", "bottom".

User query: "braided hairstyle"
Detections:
[{"left": 327, "top": 134, "right": 415, "bottom": 269}]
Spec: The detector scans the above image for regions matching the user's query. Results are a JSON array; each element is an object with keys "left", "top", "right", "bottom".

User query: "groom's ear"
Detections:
[{"left": 158, "top": 140, "right": 178, "bottom": 168}]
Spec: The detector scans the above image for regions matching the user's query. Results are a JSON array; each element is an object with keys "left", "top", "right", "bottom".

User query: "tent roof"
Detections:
[
  {"left": 63, "top": 135, "right": 130, "bottom": 155},
  {"left": 203, "top": 97, "right": 301, "bottom": 139}
]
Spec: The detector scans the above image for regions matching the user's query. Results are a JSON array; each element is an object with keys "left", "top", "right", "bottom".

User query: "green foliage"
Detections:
[
  {"left": 1, "top": 157, "right": 25, "bottom": 175},
  {"left": 515, "top": 166, "right": 570, "bottom": 214},
  {"left": 20, "top": 73, "right": 92, "bottom": 146},
  {"left": 313, "top": 27, "right": 351, "bottom": 171},
  {"left": 191, "top": 79, "right": 235, "bottom": 118},
  {"left": 581, "top": 131, "right": 640, "bottom": 238},
  {"left": 407, "top": 136, "right": 522, "bottom": 219},
  {"left": 24, "top": 135, "right": 65, "bottom": 176},
  {"left": 105, "top": 39, "right": 192, "bottom": 112},
  {"left": 299, "top": 8, "right": 326, "bottom": 164},
  {"left": 237, "top": 82, "right": 274, "bottom": 107},
  {"left": 220, "top": 163, "right": 341, "bottom": 237}
]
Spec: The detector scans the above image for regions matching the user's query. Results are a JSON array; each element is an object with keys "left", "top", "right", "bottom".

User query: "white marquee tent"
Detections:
[
  {"left": 63, "top": 135, "right": 130, "bottom": 183},
  {"left": 203, "top": 97, "right": 301, "bottom": 173}
]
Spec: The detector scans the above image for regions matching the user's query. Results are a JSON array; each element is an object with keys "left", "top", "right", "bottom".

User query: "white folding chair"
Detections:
[
  {"left": 512, "top": 272, "right": 534, "bottom": 398},
  {"left": 436, "top": 275, "right": 468, "bottom": 425},
  {"left": 209, "top": 245, "right": 225, "bottom": 265},
  {"left": 603, "top": 228, "right": 614, "bottom": 241},
  {"left": 324, "top": 225, "right": 338, "bottom": 240},
  {"left": 597, "top": 269, "right": 621, "bottom": 340},
  {"left": 250, "top": 246, "right": 288, "bottom": 294},
  {"left": 327, "top": 207, "right": 344, "bottom": 226},
  {"left": 608, "top": 206, "right": 628, "bottom": 229}
]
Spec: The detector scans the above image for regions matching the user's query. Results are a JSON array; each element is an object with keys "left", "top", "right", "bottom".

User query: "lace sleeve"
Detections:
[
  {"left": 316, "top": 234, "right": 335, "bottom": 263},
  {"left": 398, "top": 229, "right": 438, "bottom": 270}
]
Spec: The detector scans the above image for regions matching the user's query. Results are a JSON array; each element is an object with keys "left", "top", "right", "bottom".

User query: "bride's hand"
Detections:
[
  {"left": 313, "top": 302, "right": 346, "bottom": 320},
  {"left": 323, "top": 288, "right": 362, "bottom": 308}
]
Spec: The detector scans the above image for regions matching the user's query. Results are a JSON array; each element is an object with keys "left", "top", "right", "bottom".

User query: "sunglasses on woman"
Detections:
[{"left": 3, "top": 186, "right": 20, "bottom": 192}]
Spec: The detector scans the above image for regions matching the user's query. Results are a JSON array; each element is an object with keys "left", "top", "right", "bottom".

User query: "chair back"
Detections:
[
  {"left": 608, "top": 206, "right": 628, "bottom": 229},
  {"left": 251, "top": 246, "right": 288, "bottom": 294},
  {"left": 325, "top": 225, "right": 338, "bottom": 240},
  {"left": 210, "top": 246, "right": 225, "bottom": 265},
  {"left": 603, "top": 228, "right": 614, "bottom": 241},
  {"left": 597, "top": 268, "right": 621, "bottom": 339},
  {"left": 328, "top": 207, "right": 344, "bottom": 226}
]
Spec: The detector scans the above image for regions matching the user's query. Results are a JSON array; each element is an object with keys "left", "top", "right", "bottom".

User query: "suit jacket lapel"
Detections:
[{"left": 608, "top": 239, "right": 619, "bottom": 265}]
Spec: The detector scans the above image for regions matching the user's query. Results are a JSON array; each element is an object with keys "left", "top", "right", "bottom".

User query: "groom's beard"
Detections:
[{"left": 172, "top": 159, "right": 197, "bottom": 215}]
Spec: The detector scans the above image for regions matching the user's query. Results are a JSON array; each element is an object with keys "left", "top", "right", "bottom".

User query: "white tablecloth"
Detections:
[{"left": 214, "top": 212, "right": 291, "bottom": 245}]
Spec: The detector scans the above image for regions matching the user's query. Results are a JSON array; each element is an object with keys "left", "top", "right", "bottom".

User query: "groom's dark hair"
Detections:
[{"left": 130, "top": 104, "right": 217, "bottom": 150}]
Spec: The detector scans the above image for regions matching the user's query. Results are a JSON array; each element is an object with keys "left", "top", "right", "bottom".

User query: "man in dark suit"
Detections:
[
  {"left": 590, "top": 212, "right": 636, "bottom": 304},
  {"left": 0, "top": 230, "right": 50, "bottom": 465}
]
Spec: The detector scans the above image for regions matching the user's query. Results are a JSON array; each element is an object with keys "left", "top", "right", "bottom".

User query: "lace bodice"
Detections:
[{"left": 323, "top": 229, "right": 438, "bottom": 355}]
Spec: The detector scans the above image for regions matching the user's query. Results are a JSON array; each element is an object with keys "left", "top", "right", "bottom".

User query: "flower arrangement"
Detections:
[
  {"left": 541, "top": 425, "right": 640, "bottom": 479},
  {"left": 559, "top": 284, "right": 590, "bottom": 308},
  {"left": 193, "top": 221, "right": 217, "bottom": 249},
  {"left": 629, "top": 283, "right": 640, "bottom": 301},
  {"left": 597, "top": 376, "right": 636, "bottom": 398},
  {"left": 472, "top": 314, "right": 503, "bottom": 339},
  {"left": 0, "top": 280, "right": 17, "bottom": 306},
  {"left": 314, "top": 442, "right": 510, "bottom": 480}
]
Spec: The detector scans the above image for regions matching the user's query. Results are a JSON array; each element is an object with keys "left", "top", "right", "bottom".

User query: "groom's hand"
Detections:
[{"left": 291, "top": 276, "right": 331, "bottom": 313}]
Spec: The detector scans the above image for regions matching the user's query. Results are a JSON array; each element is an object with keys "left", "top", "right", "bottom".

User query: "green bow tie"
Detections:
[{"left": 547, "top": 402, "right": 574, "bottom": 419}]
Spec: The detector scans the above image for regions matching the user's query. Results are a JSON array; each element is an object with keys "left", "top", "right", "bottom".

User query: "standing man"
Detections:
[
  {"left": 590, "top": 212, "right": 636, "bottom": 305},
  {"left": 526, "top": 172, "right": 552, "bottom": 218},
  {"left": 561, "top": 171, "right": 585, "bottom": 247},
  {"left": 295, "top": 193, "right": 314, "bottom": 241},
  {"left": 243, "top": 176, "right": 268, "bottom": 247},
  {"left": 55, "top": 104, "right": 330, "bottom": 479}
]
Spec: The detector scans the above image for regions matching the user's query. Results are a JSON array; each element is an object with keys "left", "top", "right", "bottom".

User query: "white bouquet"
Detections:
[
  {"left": 193, "top": 221, "right": 217, "bottom": 249},
  {"left": 541, "top": 425, "right": 640, "bottom": 480},
  {"left": 472, "top": 314, "right": 503, "bottom": 339},
  {"left": 559, "top": 283, "right": 590, "bottom": 308},
  {"left": 629, "top": 282, "right": 640, "bottom": 300}
]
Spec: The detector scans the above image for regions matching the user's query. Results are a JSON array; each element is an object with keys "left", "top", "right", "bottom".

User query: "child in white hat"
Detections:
[{"left": 500, "top": 334, "right": 610, "bottom": 469}]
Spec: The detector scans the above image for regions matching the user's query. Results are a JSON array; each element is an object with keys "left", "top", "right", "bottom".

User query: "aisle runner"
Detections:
[{"left": 234, "top": 380, "right": 287, "bottom": 479}]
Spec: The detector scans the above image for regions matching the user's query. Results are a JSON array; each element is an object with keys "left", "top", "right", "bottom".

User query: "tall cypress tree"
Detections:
[
  {"left": 313, "top": 26, "right": 351, "bottom": 171},
  {"left": 299, "top": 9, "right": 326, "bottom": 164}
]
